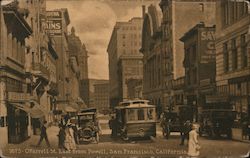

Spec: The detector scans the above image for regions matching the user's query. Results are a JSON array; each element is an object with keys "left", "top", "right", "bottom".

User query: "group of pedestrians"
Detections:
[
  {"left": 36, "top": 115, "right": 200, "bottom": 157},
  {"left": 57, "top": 123, "right": 77, "bottom": 151},
  {"left": 35, "top": 118, "right": 77, "bottom": 151}
]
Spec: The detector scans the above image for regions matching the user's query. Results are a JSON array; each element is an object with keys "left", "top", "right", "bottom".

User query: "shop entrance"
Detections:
[{"left": 7, "top": 104, "right": 29, "bottom": 144}]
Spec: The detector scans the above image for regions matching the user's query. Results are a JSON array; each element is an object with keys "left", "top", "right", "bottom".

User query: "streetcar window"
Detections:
[
  {"left": 127, "top": 109, "right": 137, "bottom": 121},
  {"left": 138, "top": 109, "right": 145, "bottom": 120},
  {"left": 147, "top": 108, "right": 154, "bottom": 120},
  {"left": 133, "top": 101, "right": 146, "bottom": 104}
]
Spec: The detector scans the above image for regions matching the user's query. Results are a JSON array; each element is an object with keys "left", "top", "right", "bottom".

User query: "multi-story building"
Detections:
[
  {"left": 67, "top": 27, "right": 89, "bottom": 107},
  {"left": 93, "top": 81, "right": 110, "bottom": 112},
  {"left": 118, "top": 54, "right": 143, "bottom": 101},
  {"left": 80, "top": 79, "right": 108, "bottom": 108},
  {"left": 126, "top": 78, "right": 143, "bottom": 100},
  {"left": 67, "top": 27, "right": 88, "bottom": 80},
  {"left": 159, "top": 0, "right": 216, "bottom": 111},
  {"left": 107, "top": 17, "right": 143, "bottom": 108},
  {"left": 67, "top": 27, "right": 86, "bottom": 107},
  {"left": 172, "top": 77, "right": 185, "bottom": 114},
  {"left": 141, "top": 4, "right": 163, "bottom": 116},
  {"left": 18, "top": 0, "right": 59, "bottom": 133},
  {"left": 44, "top": 9, "right": 81, "bottom": 113},
  {"left": 180, "top": 23, "right": 216, "bottom": 122},
  {"left": 215, "top": 0, "right": 249, "bottom": 140},
  {"left": 0, "top": 1, "right": 32, "bottom": 147}
]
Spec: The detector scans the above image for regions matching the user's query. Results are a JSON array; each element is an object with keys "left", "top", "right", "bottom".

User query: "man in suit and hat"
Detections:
[{"left": 36, "top": 120, "right": 50, "bottom": 147}]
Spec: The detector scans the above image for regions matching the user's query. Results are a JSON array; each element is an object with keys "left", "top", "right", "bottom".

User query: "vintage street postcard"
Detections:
[{"left": 0, "top": 0, "right": 250, "bottom": 157}]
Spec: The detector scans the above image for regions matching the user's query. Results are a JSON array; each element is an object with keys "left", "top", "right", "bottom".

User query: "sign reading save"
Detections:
[{"left": 200, "top": 30, "right": 216, "bottom": 63}]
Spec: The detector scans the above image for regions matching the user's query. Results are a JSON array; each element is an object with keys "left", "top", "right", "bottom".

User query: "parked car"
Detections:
[{"left": 199, "top": 109, "right": 236, "bottom": 139}]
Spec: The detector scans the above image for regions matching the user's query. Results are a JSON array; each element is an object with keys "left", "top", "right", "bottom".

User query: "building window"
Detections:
[
  {"left": 187, "top": 69, "right": 191, "bottom": 85},
  {"left": 231, "top": 38, "right": 238, "bottom": 70},
  {"left": 223, "top": 42, "right": 229, "bottom": 72},
  {"left": 122, "top": 34, "right": 126, "bottom": 39},
  {"left": 222, "top": 1, "right": 248, "bottom": 27},
  {"left": 192, "top": 45, "right": 197, "bottom": 62},
  {"left": 199, "top": 3, "right": 204, "bottom": 12},
  {"left": 241, "top": 33, "right": 248, "bottom": 68},
  {"left": 222, "top": 1, "right": 229, "bottom": 26},
  {"left": 193, "top": 68, "right": 197, "bottom": 84},
  {"left": 243, "top": 1, "right": 248, "bottom": 14}
]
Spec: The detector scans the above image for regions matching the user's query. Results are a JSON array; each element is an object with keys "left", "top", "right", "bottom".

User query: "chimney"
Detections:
[{"left": 142, "top": 5, "right": 146, "bottom": 19}]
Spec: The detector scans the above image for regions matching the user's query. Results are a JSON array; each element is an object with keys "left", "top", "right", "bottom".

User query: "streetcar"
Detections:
[{"left": 112, "top": 99, "right": 157, "bottom": 140}]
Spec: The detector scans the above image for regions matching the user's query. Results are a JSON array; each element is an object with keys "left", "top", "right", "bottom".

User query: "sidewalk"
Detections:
[
  {"left": 5, "top": 125, "right": 60, "bottom": 150},
  {"left": 4, "top": 123, "right": 111, "bottom": 150},
  {"left": 233, "top": 138, "right": 250, "bottom": 144}
]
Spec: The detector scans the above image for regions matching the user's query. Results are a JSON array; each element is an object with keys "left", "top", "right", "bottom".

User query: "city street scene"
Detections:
[{"left": 0, "top": 0, "right": 250, "bottom": 157}]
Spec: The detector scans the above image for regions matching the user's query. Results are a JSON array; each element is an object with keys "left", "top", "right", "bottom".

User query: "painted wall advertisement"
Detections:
[
  {"left": 41, "top": 11, "right": 62, "bottom": 36},
  {"left": 200, "top": 30, "right": 216, "bottom": 63}
]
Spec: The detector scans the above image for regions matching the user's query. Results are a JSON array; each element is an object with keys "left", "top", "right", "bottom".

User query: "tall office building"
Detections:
[
  {"left": 159, "top": 0, "right": 216, "bottom": 110},
  {"left": 107, "top": 17, "right": 143, "bottom": 108},
  {"left": 214, "top": 0, "right": 249, "bottom": 141}
]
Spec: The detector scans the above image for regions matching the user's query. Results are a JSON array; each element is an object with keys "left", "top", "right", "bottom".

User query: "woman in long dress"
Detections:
[
  {"left": 64, "top": 126, "right": 76, "bottom": 151},
  {"left": 187, "top": 123, "right": 200, "bottom": 157}
]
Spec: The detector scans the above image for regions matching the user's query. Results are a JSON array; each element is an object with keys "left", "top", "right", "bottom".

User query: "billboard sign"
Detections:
[
  {"left": 46, "top": 11, "right": 62, "bottom": 18},
  {"left": 41, "top": 11, "right": 62, "bottom": 36}
]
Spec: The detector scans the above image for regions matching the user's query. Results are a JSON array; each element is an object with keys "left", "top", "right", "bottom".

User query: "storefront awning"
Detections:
[
  {"left": 57, "top": 103, "right": 78, "bottom": 113},
  {"left": 57, "top": 97, "right": 87, "bottom": 113},
  {"left": 206, "top": 95, "right": 229, "bottom": 103},
  {"left": 11, "top": 101, "right": 46, "bottom": 118}
]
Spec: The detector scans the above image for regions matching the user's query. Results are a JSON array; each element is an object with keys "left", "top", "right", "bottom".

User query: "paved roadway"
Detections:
[{"left": 2, "top": 114, "right": 250, "bottom": 158}]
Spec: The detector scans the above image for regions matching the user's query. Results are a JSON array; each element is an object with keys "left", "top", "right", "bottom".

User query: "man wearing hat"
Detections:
[{"left": 180, "top": 120, "right": 192, "bottom": 145}]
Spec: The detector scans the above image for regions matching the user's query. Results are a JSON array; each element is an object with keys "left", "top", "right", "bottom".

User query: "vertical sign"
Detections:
[
  {"left": 200, "top": 30, "right": 216, "bottom": 63},
  {"left": 42, "top": 11, "right": 62, "bottom": 36}
]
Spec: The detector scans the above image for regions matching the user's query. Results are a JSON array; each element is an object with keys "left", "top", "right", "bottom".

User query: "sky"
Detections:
[{"left": 46, "top": 0, "right": 160, "bottom": 80}]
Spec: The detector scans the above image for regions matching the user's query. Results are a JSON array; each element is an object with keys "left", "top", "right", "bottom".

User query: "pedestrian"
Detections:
[
  {"left": 109, "top": 116, "right": 117, "bottom": 138},
  {"left": 95, "top": 118, "right": 102, "bottom": 143},
  {"left": 71, "top": 124, "right": 79, "bottom": 144},
  {"left": 36, "top": 120, "right": 51, "bottom": 147},
  {"left": 242, "top": 120, "right": 248, "bottom": 140},
  {"left": 180, "top": 120, "right": 192, "bottom": 145},
  {"left": 58, "top": 125, "right": 67, "bottom": 150},
  {"left": 247, "top": 119, "right": 250, "bottom": 141},
  {"left": 64, "top": 125, "right": 76, "bottom": 151},
  {"left": 187, "top": 123, "right": 200, "bottom": 157}
]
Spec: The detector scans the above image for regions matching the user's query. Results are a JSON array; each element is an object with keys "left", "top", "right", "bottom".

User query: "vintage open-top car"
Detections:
[
  {"left": 112, "top": 99, "right": 157, "bottom": 140},
  {"left": 76, "top": 108, "right": 100, "bottom": 143}
]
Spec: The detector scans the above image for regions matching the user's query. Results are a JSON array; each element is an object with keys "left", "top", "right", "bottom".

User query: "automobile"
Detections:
[
  {"left": 199, "top": 109, "right": 236, "bottom": 139},
  {"left": 161, "top": 112, "right": 182, "bottom": 139},
  {"left": 112, "top": 99, "right": 157, "bottom": 140},
  {"left": 161, "top": 106, "right": 193, "bottom": 139},
  {"left": 76, "top": 108, "right": 100, "bottom": 143}
]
